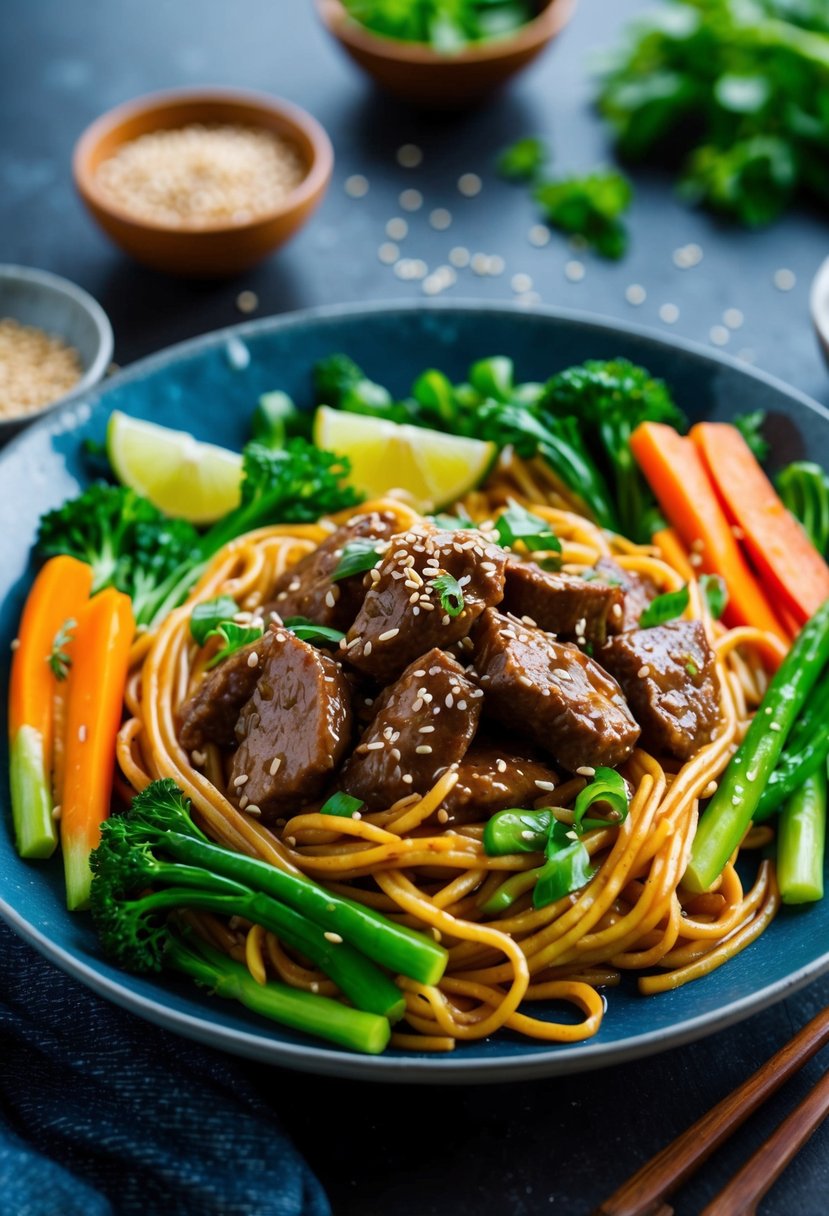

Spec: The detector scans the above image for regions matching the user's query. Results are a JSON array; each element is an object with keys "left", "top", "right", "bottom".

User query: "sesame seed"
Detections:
[
  {"left": 399, "top": 188, "right": 423, "bottom": 212},
  {"left": 458, "top": 172, "right": 482, "bottom": 197},
  {"left": 285, "top": 835, "right": 296, "bottom": 846},
  {"left": 191, "top": 750, "right": 207, "bottom": 767},
  {"left": 528, "top": 224, "right": 550, "bottom": 247},
  {"left": 51, "top": 804, "right": 62, "bottom": 821},
  {"left": 565, "top": 260, "right": 585, "bottom": 282},
  {"left": 310, "top": 981, "right": 320, "bottom": 993},
  {"left": 638, "top": 665, "right": 651, "bottom": 678},
  {"left": 234, "top": 774, "right": 249, "bottom": 787},
  {"left": 576, "top": 766, "right": 595, "bottom": 777},
  {"left": 449, "top": 245, "right": 470, "bottom": 267},
  {"left": 496, "top": 759, "right": 507, "bottom": 773},
  {"left": 625, "top": 283, "right": 647, "bottom": 306},
  {"left": 732, "top": 525, "right": 745, "bottom": 540},
  {"left": 723, "top": 308, "right": 744, "bottom": 330},
  {"left": 436, "top": 809, "right": 449, "bottom": 824},
  {"left": 352, "top": 811, "right": 362, "bottom": 820},
  {"left": 397, "top": 143, "right": 423, "bottom": 168},
  {"left": 269, "top": 757, "right": 282, "bottom": 776},
  {"left": 430, "top": 207, "right": 452, "bottom": 230},
  {"left": 553, "top": 667, "right": 572, "bottom": 681},
  {"left": 378, "top": 628, "right": 400, "bottom": 642},
  {"left": 236, "top": 290, "right": 258, "bottom": 314},
  {"left": 78, "top": 725, "right": 87, "bottom": 743},
  {"left": 366, "top": 741, "right": 385, "bottom": 751},
  {"left": 363, "top": 641, "right": 373, "bottom": 656},
  {"left": 416, "top": 745, "right": 433, "bottom": 754},
  {"left": 324, "top": 931, "right": 344, "bottom": 944},
  {"left": 534, "top": 780, "right": 556, "bottom": 792},
  {"left": 386, "top": 216, "right": 408, "bottom": 239},
  {"left": 710, "top": 325, "right": 730, "bottom": 347},
  {"left": 773, "top": 268, "right": 796, "bottom": 291},
  {"left": 402, "top": 774, "right": 413, "bottom": 784},
  {"left": 659, "top": 303, "right": 680, "bottom": 324},
  {"left": 247, "top": 651, "right": 259, "bottom": 668},
  {"left": 689, "top": 553, "right": 703, "bottom": 567},
  {"left": 413, "top": 670, "right": 426, "bottom": 678},
  {"left": 246, "top": 804, "right": 262, "bottom": 816},
  {"left": 345, "top": 174, "right": 369, "bottom": 198},
  {"left": 239, "top": 795, "right": 249, "bottom": 810}
]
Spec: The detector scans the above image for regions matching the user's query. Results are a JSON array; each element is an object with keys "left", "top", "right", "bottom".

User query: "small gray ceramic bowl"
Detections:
[
  {"left": 810, "top": 253, "right": 829, "bottom": 370},
  {"left": 0, "top": 264, "right": 114, "bottom": 442}
]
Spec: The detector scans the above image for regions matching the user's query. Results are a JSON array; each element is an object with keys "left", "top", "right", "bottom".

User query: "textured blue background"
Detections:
[{"left": 2, "top": 1, "right": 829, "bottom": 1213}]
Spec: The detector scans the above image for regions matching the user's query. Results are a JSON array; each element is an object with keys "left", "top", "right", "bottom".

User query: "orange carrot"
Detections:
[
  {"left": 8, "top": 556, "right": 93, "bottom": 858},
  {"left": 652, "top": 526, "right": 695, "bottom": 582},
  {"left": 61, "top": 586, "right": 135, "bottom": 911},
  {"left": 630, "top": 422, "right": 789, "bottom": 648},
  {"left": 691, "top": 422, "right": 829, "bottom": 627}
]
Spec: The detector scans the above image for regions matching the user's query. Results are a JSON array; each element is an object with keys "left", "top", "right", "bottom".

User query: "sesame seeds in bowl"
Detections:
[{"left": 73, "top": 89, "right": 334, "bottom": 278}]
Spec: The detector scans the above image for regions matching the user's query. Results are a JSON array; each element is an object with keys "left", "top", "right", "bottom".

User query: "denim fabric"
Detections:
[{"left": 0, "top": 922, "right": 331, "bottom": 1216}]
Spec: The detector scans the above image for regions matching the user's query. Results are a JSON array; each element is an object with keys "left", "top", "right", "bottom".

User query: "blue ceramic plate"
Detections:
[{"left": 2, "top": 301, "right": 828, "bottom": 1084}]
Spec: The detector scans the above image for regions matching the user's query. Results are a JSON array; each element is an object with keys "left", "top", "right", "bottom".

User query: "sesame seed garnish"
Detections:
[
  {"left": 396, "top": 143, "right": 422, "bottom": 168},
  {"left": 496, "top": 759, "right": 507, "bottom": 773},
  {"left": 773, "top": 268, "right": 796, "bottom": 291},
  {"left": 416, "top": 745, "right": 433, "bottom": 754},
  {"left": 246, "top": 804, "right": 262, "bottom": 816},
  {"left": 746, "top": 768, "right": 758, "bottom": 782},
  {"left": 352, "top": 811, "right": 362, "bottom": 820},
  {"left": 386, "top": 216, "right": 408, "bottom": 239},
  {"left": 191, "top": 750, "right": 207, "bottom": 767},
  {"left": 419, "top": 725, "right": 435, "bottom": 733},
  {"left": 553, "top": 667, "right": 572, "bottom": 681},
  {"left": 10, "top": 638, "right": 20, "bottom": 651},
  {"left": 458, "top": 172, "right": 482, "bottom": 197},
  {"left": 402, "top": 774, "right": 413, "bottom": 784},
  {"left": 78, "top": 725, "right": 87, "bottom": 743},
  {"left": 535, "top": 780, "right": 556, "bottom": 792},
  {"left": 366, "top": 740, "right": 385, "bottom": 751},
  {"left": 625, "top": 283, "right": 647, "bottom": 306},
  {"left": 659, "top": 303, "right": 680, "bottom": 324},
  {"left": 518, "top": 675, "right": 533, "bottom": 688},
  {"left": 638, "top": 665, "right": 651, "bottom": 678},
  {"left": 234, "top": 774, "right": 249, "bottom": 787},
  {"left": 363, "top": 641, "right": 373, "bottom": 656},
  {"left": 269, "top": 757, "right": 282, "bottom": 776},
  {"left": 51, "top": 804, "right": 62, "bottom": 821},
  {"left": 412, "top": 697, "right": 424, "bottom": 713},
  {"left": 399, "top": 188, "right": 423, "bottom": 212},
  {"left": 345, "top": 174, "right": 369, "bottom": 198},
  {"left": 324, "top": 931, "right": 343, "bottom": 944},
  {"left": 576, "top": 766, "right": 595, "bottom": 777},
  {"left": 247, "top": 651, "right": 259, "bottom": 668},
  {"left": 239, "top": 795, "right": 249, "bottom": 810},
  {"left": 285, "top": 835, "right": 296, "bottom": 846},
  {"left": 378, "top": 628, "right": 400, "bottom": 642},
  {"left": 445, "top": 693, "right": 454, "bottom": 708}
]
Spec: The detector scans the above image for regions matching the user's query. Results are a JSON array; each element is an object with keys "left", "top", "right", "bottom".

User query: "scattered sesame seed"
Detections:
[
  {"left": 437, "top": 809, "right": 449, "bottom": 824},
  {"left": 672, "top": 244, "right": 703, "bottom": 269},
  {"left": 399, "top": 188, "right": 423, "bottom": 212},
  {"left": 458, "top": 172, "right": 482, "bottom": 197},
  {"left": 576, "top": 766, "right": 595, "bottom": 777},
  {"left": 416, "top": 745, "right": 433, "bottom": 754},
  {"left": 429, "top": 207, "right": 452, "bottom": 230},
  {"left": 737, "top": 348, "right": 756, "bottom": 364},
  {"left": 534, "top": 780, "right": 556, "bottom": 791},
  {"left": 324, "top": 931, "right": 344, "bottom": 944},
  {"left": 378, "top": 627, "right": 399, "bottom": 642},
  {"left": 528, "top": 224, "right": 550, "bottom": 247},
  {"left": 659, "top": 303, "right": 680, "bottom": 324},
  {"left": 378, "top": 241, "right": 399, "bottom": 265},
  {"left": 345, "top": 174, "right": 369, "bottom": 198},
  {"left": 710, "top": 325, "right": 730, "bottom": 346},
  {"left": 310, "top": 981, "right": 320, "bottom": 993},
  {"left": 689, "top": 553, "right": 703, "bottom": 567},
  {"left": 638, "top": 665, "right": 651, "bottom": 678},
  {"left": 285, "top": 835, "right": 296, "bottom": 846},
  {"left": 247, "top": 650, "right": 260, "bottom": 668},
  {"left": 510, "top": 272, "right": 533, "bottom": 294},
  {"left": 625, "top": 283, "right": 647, "bottom": 305},
  {"left": 234, "top": 774, "right": 249, "bottom": 787},
  {"left": 352, "top": 811, "right": 362, "bottom": 820},
  {"left": 746, "top": 768, "right": 758, "bottom": 782},
  {"left": 496, "top": 759, "right": 507, "bottom": 773},
  {"left": 246, "top": 804, "right": 262, "bottom": 816},
  {"left": 723, "top": 308, "right": 744, "bottom": 330},
  {"left": 52, "top": 804, "right": 62, "bottom": 821},
  {"left": 239, "top": 795, "right": 249, "bottom": 810},
  {"left": 449, "top": 245, "right": 471, "bottom": 268},
  {"left": 269, "top": 757, "right": 282, "bottom": 776},
  {"left": 553, "top": 667, "right": 572, "bottom": 681},
  {"left": 386, "top": 216, "right": 408, "bottom": 240},
  {"left": 402, "top": 774, "right": 414, "bottom": 784},
  {"left": 363, "top": 640, "right": 373, "bottom": 656},
  {"left": 78, "top": 725, "right": 87, "bottom": 743},
  {"left": 366, "top": 740, "right": 385, "bottom": 751},
  {"left": 564, "top": 260, "right": 585, "bottom": 282},
  {"left": 191, "top": 750, "right": 207, "bottom": 767},
  {"left": 773, "top": 268, "right": 796, "bottom": 291},
  {"left": 236, "top": 290, "right": 258, "bottom": 314},
  {"left": 396, "top": 143, "right": 423, "bottom": 168}
]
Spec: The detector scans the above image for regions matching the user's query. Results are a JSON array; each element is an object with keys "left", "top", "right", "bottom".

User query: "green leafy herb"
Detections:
[
  {"left": 340, "top": 0, "right": 535, "bottom": 50},
  {"left": 332, "top": 538, "right": 385, "bottom": 582},
  {"left": 596, "top": 0, "right": 829, "bottom": 227},
  {"left": 533, "top": 170, "right": 633, "bottom": 259},
  {"left": 190, "top": 596, "right": 240, "bottom": 646},
  {"left": 639, "top": 585, "right": 690, "bottom": 628},
  {"left": 700, "top": 573, "right": 728, "bottom": 620},
  {"left": 495, "top": 500, "right": 562, "bottom": 554},
  {"left": 572, "top": 767, "right": 630, "bottom": 832},
  {"left": 432, "top": 573, "right": 465, "bottom": 617},
  {"left": 47, "top": 618, "right": 76, "bottom": 681},
  {"left": 777, "top": 461, "right": 829, "bottom": 554},
  {"left": 496, "top": 136, "right": 550, "bottom": 182},
  {"left": 205, "top": 621, "right": 264, "bottom": 669},
  {"left": 319, "top": 792, "right": 365, "bottom": 817},
  {"left": 734, "top": 410, "right": 770, "bottom": 463},
  {"left": 284, "top": 617, "right": 346, "bottom": 645}
]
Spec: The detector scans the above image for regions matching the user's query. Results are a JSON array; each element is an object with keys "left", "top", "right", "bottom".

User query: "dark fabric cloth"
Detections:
[{"left": 0, "top": 921, "right": 331, "bottom": 1216}]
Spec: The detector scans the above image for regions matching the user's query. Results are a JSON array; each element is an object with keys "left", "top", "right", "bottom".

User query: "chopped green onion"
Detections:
[
  {"left": 495, "top": 499, "right": 562, "bottom": 555},
  {"left": 319, "top": 792, "right": 365, "bottom": 817},
  {"left": 332, "top": 539, "right": 384, "bottom": 582},
  {"left": 686, "top": 660, "right": 699, "bottom": 676},
  {"left": 639, "top": 585, "right": 690, "bottom": 628},
  {"left": 699, "top": 573, "right": 728, "bottom": 620},
  {"left": 533, "top": 821, "right": 596, "bottom": 909},
  {"left": 572, "top": 767, "right": 630, "bottom": 831},
  {"left": 483, "top": 808, "right": 554, "bottom": 856},
  {"left": 284, "top": 617, "right": 345, "bottom": 646},
  {"left": 48, "top": 618, "right": 76, "bottom": 681},
  {"left": 190, "top": 596, "right": 240, "bottom": 646},
  {"left": 432, "top": 573, "right": 464, "bottom": 618}
]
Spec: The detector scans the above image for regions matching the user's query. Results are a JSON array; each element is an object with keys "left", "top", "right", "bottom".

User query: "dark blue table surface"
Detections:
[{"left": 3, "top": 1, "right": 829, "bottom": 1213}]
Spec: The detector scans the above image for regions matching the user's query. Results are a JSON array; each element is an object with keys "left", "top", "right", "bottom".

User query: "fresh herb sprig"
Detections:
[{"left": 341, "top": 0, "right": 535, "bottom": 51}]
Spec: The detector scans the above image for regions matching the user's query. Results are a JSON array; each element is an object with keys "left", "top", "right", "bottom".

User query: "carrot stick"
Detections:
[
  {"left": 8, "top": 556, "right": 93, "bottom": 858},
  {"left": 652, "top": 526, "right": 695, "bottom": 581},
  {"left": 61, "top": 586, "right": 134, "bottom": 911},
  {"left": 691, "top": 422, "right": 829, "bottom": 628},
  {"left": 630, "top": 422, "right": 789, "bottom": 649}
]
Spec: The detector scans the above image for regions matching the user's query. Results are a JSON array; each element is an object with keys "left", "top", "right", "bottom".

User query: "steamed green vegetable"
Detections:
[
  {"left": 777, "top": 461, "right": 829, "bottom": 554},
  {"left": 533, "top": 170, "right": 633, "bottom": 259},
  {"left": 753, "top": 672, "right": 829, "bottom": 820},
  {"left": 777, "top": 765, "right": 826, "bottom": 905}
]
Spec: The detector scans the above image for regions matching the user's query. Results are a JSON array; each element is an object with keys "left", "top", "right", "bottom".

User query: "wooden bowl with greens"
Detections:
[{"left": 316, "top": 0, "right": 576, "bottom": 107}]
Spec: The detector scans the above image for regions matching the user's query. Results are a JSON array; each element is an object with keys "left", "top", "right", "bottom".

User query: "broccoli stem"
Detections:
[
  {"left": 9, "top": 726, "right": 57, "bottom": 859},
  {"left": 161, "top": 831, "right": 447, "bottom": 986},
  {"left": 684, "top": 599, "right": 829, "bottom": 894},
  {"left": 166, "top": 933, "right": 391, "bottom": 1054},
  {"left": 777, "top": 767, "right": 826, "bottom": 906},
  {"left": 135, "top": 886, "right": 405, "bottom": 1022}
]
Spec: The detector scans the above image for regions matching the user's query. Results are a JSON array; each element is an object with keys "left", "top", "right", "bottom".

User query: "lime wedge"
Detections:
[
  {"left": 106, "top": 410, "right": 243, "bottom": 525},
  {"left": 313, "top": 406, "right": 497, "bottom": 512}
]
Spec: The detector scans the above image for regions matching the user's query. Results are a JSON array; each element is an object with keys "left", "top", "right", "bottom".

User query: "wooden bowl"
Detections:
[
  {"left": 316, "top": 0, "right": 576, "bottom": 107},
  {"left": 73, "top": 88, "right": 334, "bottom": 278}
]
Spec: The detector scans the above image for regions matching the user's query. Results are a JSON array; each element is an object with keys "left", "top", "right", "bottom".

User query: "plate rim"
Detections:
[{"left": 3, "top": 297, "right": 828, "bottom": 1084}]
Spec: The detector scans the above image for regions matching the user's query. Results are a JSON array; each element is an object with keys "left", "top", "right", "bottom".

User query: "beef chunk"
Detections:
[
  {"left": 179, "top": 631, "right": 279, "bottom": 750},
  {"left": 341, "top": 648, "right": 482, "bottom": 811},
  {"left": 503, "top": 559, "right": 625, "bottom": 645},
  {"left": 601, "top": 620, "right": 719, "bottom": 760},
  {"left": 472, "top": 609, "right": 640, "bottom": 772},
  {"left": 343, "top": 525, "right": 507, "bottom": 683},
  {"left": 264, "top": 511, "right": 398, "bottom": 632},
  {"left": 594, "top": 557, "right": 658, "bottom": 632},
  {"left": 439, "top": 742, "right": 559, "bottom": 827},
  {"left": 230, "top": 630, "right": 353, "bottom": 818}
]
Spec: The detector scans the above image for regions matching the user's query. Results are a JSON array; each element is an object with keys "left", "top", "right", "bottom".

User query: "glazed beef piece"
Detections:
[
  {"left": 343, "top": 525, "right": 507, "bottom": 683},
  {"left": 439, "top": 742, "right": 559, "bottom": 827},
  {"left": 179, "top": 631, "right": 279, "bottom": 750},
  {"left": 341, "top": 648, "right": 483, "bottom": 811},
  {"left": 264, "top": 511, "right": 398, "bottom": 632},
  {"left": 502, "top": 559, "right": 625, "bottom": 646},
  {"left": 594, "top": 557, "right": 658, "bottom": 633},
  {"left": 472, "top": 609, "right": 640, "bottom": 772},
  {"left": 230, "top": 629, "right": 353, "bottom": 818},
  {"left": 601, "top": 620, "right": 719, "bottom": 761}
]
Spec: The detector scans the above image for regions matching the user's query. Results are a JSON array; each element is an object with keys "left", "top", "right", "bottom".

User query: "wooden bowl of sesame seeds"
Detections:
[
  {"left": 73, "top": 89, "right": 334, "bottom": 278},
  {"left": 316, "top": 0, "right": 576, "bottom": 108}
]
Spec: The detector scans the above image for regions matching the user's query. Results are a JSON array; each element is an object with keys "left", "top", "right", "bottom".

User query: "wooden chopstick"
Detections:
[
  {"left": 592, "top": 1005, "right": 829, "bottom": 1216},
  {"left": 699, "top": 1065, "right": 829, "bottom": 1216}
]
